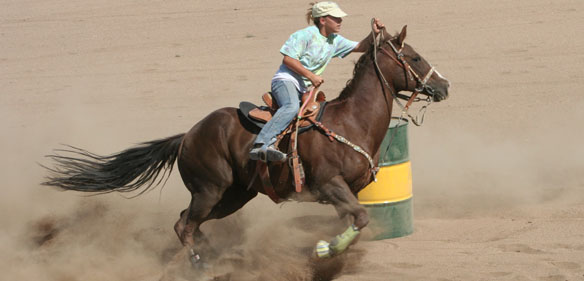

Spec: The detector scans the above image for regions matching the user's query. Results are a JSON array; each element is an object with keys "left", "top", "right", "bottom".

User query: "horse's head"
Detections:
[{"left": 378, "top": 25, "right": 450, "bottom": 102}]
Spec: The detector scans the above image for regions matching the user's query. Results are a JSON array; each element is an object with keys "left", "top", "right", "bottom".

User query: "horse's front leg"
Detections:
[{"left": 315, "top": 175, "right": 369, "bottom": 258}]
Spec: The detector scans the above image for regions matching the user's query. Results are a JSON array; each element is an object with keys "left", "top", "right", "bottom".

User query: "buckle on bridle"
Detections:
[{"left": 414, "top": 84, "right": 424, "bottom": 93}]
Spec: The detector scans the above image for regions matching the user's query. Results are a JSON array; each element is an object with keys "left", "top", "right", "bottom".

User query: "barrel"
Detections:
[{"left": 358, "top": 117, "right": 413, "bottom": 240}]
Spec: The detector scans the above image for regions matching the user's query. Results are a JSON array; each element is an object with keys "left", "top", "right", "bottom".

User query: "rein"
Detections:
[{"left": 371, "top": 19, "right": 435, "bottom": 126}]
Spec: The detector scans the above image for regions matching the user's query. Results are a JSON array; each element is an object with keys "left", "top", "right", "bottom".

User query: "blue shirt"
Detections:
[{"left": 272, "top": 25, "right": 358, "bottom": 92}]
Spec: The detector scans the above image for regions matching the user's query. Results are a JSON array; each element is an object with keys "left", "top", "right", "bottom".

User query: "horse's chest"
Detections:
[
  {"left": 349, "top": 172, "right": 372, "bottom": 194},
  {"left": 344, "top": 162, "right": 373, "bottom": 193}
]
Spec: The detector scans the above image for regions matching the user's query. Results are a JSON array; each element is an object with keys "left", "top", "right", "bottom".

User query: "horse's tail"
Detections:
[{"left": 42, "top": 133, "right": 185, "bottom": 195}]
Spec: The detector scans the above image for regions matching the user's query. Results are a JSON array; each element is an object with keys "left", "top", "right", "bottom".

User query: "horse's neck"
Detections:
[{"left": 328, "top": 65, "right": 393, "bottom": 153}]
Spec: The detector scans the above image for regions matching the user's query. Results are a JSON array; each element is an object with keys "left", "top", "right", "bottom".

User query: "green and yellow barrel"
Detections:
[{"left": 358, "top": 118, "right": 413, "bottom": 240}]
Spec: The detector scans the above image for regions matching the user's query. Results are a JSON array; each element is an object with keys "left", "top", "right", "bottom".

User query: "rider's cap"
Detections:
[{"left": 312, "top": 2, "right": 348, "bottom": 18}]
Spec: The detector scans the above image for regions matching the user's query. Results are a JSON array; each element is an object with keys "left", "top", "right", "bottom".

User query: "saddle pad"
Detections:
[{"left": 239, "top": 102, "right": 269, "bottom": 129}]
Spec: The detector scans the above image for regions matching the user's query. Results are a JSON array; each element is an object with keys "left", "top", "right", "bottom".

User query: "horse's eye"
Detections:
[{"left": 412, "top": 57, "right": 421, "bottom": 62}]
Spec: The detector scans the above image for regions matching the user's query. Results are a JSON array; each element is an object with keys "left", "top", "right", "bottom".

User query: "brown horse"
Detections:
[{"left": 43, "top": 26, "right": 449, "bottom": 264}]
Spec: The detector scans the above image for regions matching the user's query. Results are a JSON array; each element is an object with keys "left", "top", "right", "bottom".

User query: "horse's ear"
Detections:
[{"left": 398, "top": 25, "right": 408, "bottom": 47}]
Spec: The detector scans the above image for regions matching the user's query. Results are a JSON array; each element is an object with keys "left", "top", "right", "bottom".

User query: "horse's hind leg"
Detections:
[
  {"left": 174, "top": 209, "right": 211, "bottom": 252},
  {"left": 178, "top": 191, "right": 220, "bottom": 258},
  {"left": 316, "top": 175, "right": 369, "bottom": 258},
  {"left": 174, "top": 185, "right": 257, "bottom": 255},
  {"left": 162, "top": 191, "right": 220, "bottom": 281},
  {"left": 174, "top": 209, "right": 188, "bottom": 242},
  {"left": 206, "top": 185, "right": 258, "bottom": 220},
  {"left": 173, "top": 185, "right": 257, "bottom": 263}
]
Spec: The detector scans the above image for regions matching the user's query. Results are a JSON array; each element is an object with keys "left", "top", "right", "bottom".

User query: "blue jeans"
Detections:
[{"left": 254, "top": 80, "right": 301, "bottom": 147}]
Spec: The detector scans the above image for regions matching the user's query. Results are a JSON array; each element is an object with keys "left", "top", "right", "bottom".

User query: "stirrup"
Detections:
[
  {"left": 264, "top": 146, "right": 287, "bottom": 162},
  {"left": 249, "top": 146, "right": 287, "bottom": 163},
  {"left": 249, "top": 147, "right": 263, "bottom": 161}
]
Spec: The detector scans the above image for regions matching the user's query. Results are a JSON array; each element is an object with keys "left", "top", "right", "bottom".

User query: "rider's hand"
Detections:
[
  {"left": 372, "top": 18, "right": 385, "bottom": 34},
  {"left": 309, "top": 74, "right": 324, "bottom": 87}
]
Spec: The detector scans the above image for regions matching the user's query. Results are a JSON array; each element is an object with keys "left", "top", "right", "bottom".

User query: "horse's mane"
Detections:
[
  {"left": 336, "top": 44, "right": 375, "bottom": 101},
  {"left": 336, "top": 33, "right": 399, "bottom": 101}
]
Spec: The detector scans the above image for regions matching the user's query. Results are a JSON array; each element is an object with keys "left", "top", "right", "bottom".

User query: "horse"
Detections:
[{"left": 43, "top": 25, "right": 449, "bottom": 267}]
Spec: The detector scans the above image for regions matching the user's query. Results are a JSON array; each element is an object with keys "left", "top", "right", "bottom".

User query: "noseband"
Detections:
[{"left": 371, "top": 19, "right": 437, "bottom": 126}]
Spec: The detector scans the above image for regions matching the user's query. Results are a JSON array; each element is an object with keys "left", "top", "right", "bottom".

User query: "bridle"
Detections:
[{"left": 371, "top": 19, "right": 438, "bottom": 126}]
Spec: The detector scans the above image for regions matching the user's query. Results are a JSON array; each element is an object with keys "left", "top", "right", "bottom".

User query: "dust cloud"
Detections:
[
  {"left": 0, "top": 178, "right": 362, "bottom": 281},
  {"left": 1, "top": 197, "right": 174, "bottom": 281},
  {"left": 410, "top": 105, "right": 584, "bottom": 218}
]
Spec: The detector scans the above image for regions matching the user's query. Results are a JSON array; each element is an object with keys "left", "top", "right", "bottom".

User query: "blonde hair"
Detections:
[{"left": 306, "top": 2, "right": 320, "bottom": 25}]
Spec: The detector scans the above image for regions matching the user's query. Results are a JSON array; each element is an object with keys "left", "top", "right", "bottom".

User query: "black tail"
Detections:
[{"left": 42, "top": 134, "right": 185, "bottom": 195}]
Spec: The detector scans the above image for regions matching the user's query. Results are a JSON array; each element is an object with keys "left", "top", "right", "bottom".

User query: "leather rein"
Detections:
[{"left": 371, "top": 19, "right": 437, "bottom": 126}]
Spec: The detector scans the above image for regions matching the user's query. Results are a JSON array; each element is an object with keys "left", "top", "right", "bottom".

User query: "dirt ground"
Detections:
[{"left": 2, "top": 0, "right": 584, "bottom": 280}]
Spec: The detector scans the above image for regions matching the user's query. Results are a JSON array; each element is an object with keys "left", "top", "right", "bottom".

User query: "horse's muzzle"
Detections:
[{"left": 425, "top": 82, "right": 449, "bottom": 102}]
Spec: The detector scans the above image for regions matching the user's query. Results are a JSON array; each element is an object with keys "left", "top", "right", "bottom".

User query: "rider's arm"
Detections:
[{"left": 283, "top": 55, "right": 324, "bottom": 87}]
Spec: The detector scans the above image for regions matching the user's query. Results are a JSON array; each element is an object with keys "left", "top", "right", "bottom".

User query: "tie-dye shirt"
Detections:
[{"left": 272, "top": 25, "right": 358, "bottom": 92}]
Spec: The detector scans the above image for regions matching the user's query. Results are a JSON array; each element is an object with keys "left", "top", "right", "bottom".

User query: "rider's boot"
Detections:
[{"left": 249, "top": 144, "right": 287, "bottom": 162}]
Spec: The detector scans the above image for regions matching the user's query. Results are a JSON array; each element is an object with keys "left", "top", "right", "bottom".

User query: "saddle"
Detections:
[
  {"left": 239, "top": 89, "right": 331, "bottom": 203},
  {"left": 247, "top": 90, "right": 327, "bottom": 128}
]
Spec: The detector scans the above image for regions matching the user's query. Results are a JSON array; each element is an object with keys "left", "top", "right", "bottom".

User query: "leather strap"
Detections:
[
  {"left": 308, "top": 116, "right": 336, "bottom": 142},
  {"left": 256, "top": 161, "right": 281, "bottom": 203},
  {"left": 405, "top": 91, "right": 419, "bottom": 110},
  {"left": 290, "top": 125, "right": 304, "bottom": 192}
]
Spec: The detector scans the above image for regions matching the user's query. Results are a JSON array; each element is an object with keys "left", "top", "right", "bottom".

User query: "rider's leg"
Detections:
[{"left": 250, "top": 80, "right": 300, "bottom": 161}]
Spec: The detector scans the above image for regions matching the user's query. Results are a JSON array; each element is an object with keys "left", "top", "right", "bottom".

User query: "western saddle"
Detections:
[
  {"left": 248, "top": 90, "right": 326, "bottom": 128},
  {"left": 248, "top": 89, "right": 330, "bottom": 203}
]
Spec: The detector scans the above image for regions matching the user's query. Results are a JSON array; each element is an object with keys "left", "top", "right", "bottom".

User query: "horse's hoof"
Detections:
[
  {"left": 189, "top": 254, "right": 201, "bottom": 266},
  {"left": 188, "top": 248, "right": 204, "bottom": 268},
  {"left": 315, "top": 240, "right": 332, "bottom": 258}
]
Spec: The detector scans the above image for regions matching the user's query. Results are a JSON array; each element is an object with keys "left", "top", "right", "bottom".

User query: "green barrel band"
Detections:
[
  {"left": 364, "top": 197, "right": 414, "bottom": 240},
  {"left": 379, "top": 118, "right": 409, "bottom": 166}
]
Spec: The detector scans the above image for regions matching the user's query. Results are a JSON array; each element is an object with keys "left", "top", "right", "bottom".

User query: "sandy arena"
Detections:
[{"left": 2, "top": 0, "right": 583, "bottom": 280}]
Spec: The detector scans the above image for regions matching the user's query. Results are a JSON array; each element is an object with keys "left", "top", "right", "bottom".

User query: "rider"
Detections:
[{"left": 250, "top": 1, "right": 385, "bottom": 162}]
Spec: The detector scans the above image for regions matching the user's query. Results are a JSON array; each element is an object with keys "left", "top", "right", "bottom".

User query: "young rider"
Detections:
[{"left": 250, "top": 1, "right": 385, "bottom": 162}]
